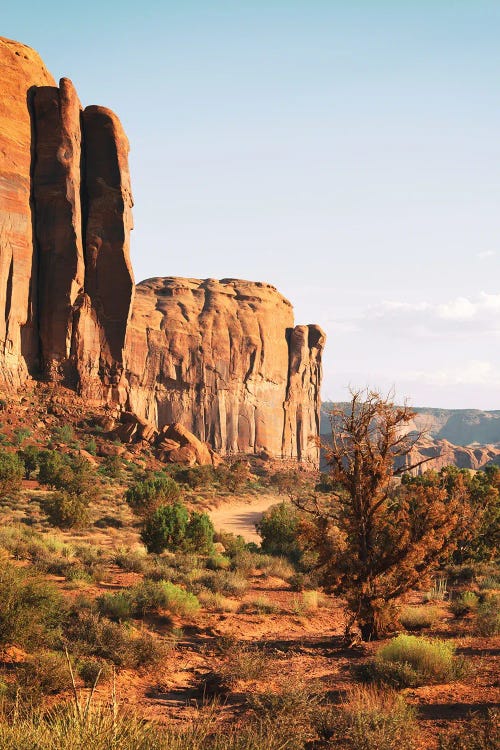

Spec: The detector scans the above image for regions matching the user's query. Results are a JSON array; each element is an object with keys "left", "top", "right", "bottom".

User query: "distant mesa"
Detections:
[{"left": 0, "top": 37, "right": 325, "bottom": 464}]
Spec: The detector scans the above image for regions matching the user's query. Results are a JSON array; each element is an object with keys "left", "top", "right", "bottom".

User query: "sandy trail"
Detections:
[{"left": 208, "top": 494, "right": 281, "bottom": 543}]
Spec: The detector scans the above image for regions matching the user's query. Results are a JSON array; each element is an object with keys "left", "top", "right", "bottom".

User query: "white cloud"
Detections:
[
  {"left": 477, "top": 250, "right": 496, "bottom": 260},
  {"left": 403, "top": 360, "right": 500, "bottom": 387},
  {"left": 345, "top": 292, "right": 500, "bottom": 339}
]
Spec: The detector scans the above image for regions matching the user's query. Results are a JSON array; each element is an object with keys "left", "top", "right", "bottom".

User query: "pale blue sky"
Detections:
[{"left": 4, "top": 2, "right": 500, "bottom": 408}]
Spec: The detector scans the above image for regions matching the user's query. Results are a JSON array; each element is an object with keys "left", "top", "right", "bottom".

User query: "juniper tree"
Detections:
[{"left": 296, "top": 390, "right": 474, "bottom": 640}]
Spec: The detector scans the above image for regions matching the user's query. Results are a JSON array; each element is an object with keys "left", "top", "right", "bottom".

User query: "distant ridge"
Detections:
[{"left": 321, "top": 403, "right": 500, "bottom": 447}]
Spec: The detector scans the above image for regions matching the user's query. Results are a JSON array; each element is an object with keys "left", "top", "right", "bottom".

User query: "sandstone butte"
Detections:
[{"left": 0, "top": 37, "right": 326, "bottom": 464}]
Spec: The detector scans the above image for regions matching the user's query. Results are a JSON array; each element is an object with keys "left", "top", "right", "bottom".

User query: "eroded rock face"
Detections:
[
  {"left": 124, "top": 277, "right": 325, "bottom": 462},
  {"left": 0, "top": 37, "right": 134, "bottom": 399},
  {"left": 0, "top": 37, "right": 55, "bottom": 387},
  {"left": 32, "top": 78, "right": 85, "bottom": 382},
  {"left": 0, "top": 38, "right": 325, "bottom": 465}
]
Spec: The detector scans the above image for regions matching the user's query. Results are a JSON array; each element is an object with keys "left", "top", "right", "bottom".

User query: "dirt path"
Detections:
[{"left": 208, "top": 494, "right": 281, "bottom": 543}]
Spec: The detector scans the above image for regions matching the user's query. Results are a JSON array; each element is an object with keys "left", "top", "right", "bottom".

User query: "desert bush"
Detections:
[
  {"left": 338, "top": 685, "right": 418, "bottom": 750},
  {"left": 438, "top": 709, "right": 499, "bottom": 750},
  {"left": 17, "top": 445, "right": 40, "bottom": 479},
  {"left": 15, "top": 650, "right": 72, "bottom": 697},
  {"left": 0, "top": 450, "right": 24, "bottom": 495},
  {"left": 474, "top": 593, "right": 500, "bottom": 636},
  {"left": 450, "top": 591, "right": 479, "bottom": 618},
  {"left": 198, "top": 591, "right": 239, "bottom": 613},
  {"left": 185, "top": 511, "right": 215, "bottom": 554},
  {"left": 216, "top": 459, "right": 250, "bottom": 491},
  {"left": 126, "top": 473, "right": 181, "bottom": 514},
  {"left": 114, "top": 548, "right": 149, "bottom": 573},
  {"left": 100, "top": 454, "right": 124, "bottom": 479},
  {"left": 96, "top": 592, "right": 134, "bottom": 622},
  {"left": 239, "top": 596, "right": 280, "bottom": 614},
  {"left": 214, "top": 531, "right": 248, "bottom": 558},
  {"left": 479, "top": 576, "right": 500, "bottom": 591},
  {"left": 40, "top": 490, "right": 90, "bottom": 529},
  {"left": 132, "top": 579, "right": 200, "bottom": 618},
  {"left": 141, "top": 501, "right": 189, "bottom": 553},
  {"left": 399, "top": 605, "right": 440, "bottom": 630},
  {"left": 256, "top": 502, "right": 302, "bottom": 561},
  {"left": 170, "top": 464, "right": 215, "bottom": 490},
  {"left": 0, "top": 562, "right": 64, "bottom": 648},
  {"left": 200, "top": 570, "right": 248, "bottom": 597},
  {"left": 51, "top": 424, "right": 75, "bottom": 445},
  {"left": 206, "top": 553, "right": 231, "bottom": 571},
  {"left": 255, "top": 554, "right": 296, "bottom": 580},
  {"left": 77, "top": 657, "right": 113, "bottom": 687},
  {"left": 65, "top": 610, "right": 159, "bottom": 668},
  {"left": 216, "top": 642, "right": 275, "bottom": 687},
  {"left": 363, "top": 634, "right": 461, "bottom": 687}
]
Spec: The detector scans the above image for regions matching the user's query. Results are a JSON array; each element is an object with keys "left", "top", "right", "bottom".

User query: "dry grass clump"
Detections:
[
  {"left": 399, "top": 605, "right": 440, "bottom": 630},
  {"left": 239, "top": 595, "right": 280, "bottom": 614},
  {"left": 197, "top": 591, "right": 238, "bottom": 613},
  {"left": 450, "top": 591, "right": 479, "bottom": 618},
  {"left": 337, "top": 685, "right": 418, "bottom": 750}
]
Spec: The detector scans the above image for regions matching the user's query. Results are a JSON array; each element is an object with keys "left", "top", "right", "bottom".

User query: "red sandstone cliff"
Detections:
[{"left": 0, "top": 37, "right": 325, "bottom": 463}]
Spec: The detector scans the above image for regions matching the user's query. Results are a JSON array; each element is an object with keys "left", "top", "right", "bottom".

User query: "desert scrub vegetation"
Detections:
[
  {"left": 125, "top": 472, "right": 181, "bottom": 514},
  {"left": 0, "top": 701, "right": 311, "bottom": 750},
  {"left": 334, "top": 685, "right": 418, "bottom": 750},
  {"left": 450, "top": 591, "right": 479, "bottom": 618},
  {"left": 360, "top": 634, "right": 465, "bottom": 688},
  {"left": 399, "top": 605, "right": 440, "bottom": 631},
  {"left": 0, "top": 562, "right": 65, "bottom": 648},
  {"left": 474, "top": 593, "right": 500, "bottom": 636},
  {"left": 140, "top": 500, "right": 215, "bottom": 554},
  {"left": 0, "top": 450, "right": 24, "bottom": 495},
  {"left": 437, "top": 709, "right": 499, "bottom": 750},
  {"left": 131, "top": 579, "right": 200, "bottom": 617}
]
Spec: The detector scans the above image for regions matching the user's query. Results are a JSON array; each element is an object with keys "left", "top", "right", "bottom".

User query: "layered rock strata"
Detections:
[{"left": 0, "top": 37, "right": 325, "bottom": 463}]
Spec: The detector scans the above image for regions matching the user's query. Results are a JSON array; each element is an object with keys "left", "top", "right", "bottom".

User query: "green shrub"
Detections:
[
  {"left": 126, "top": 473, "right": 181, "bottom": 514},
  {"left": 363, "top": 634, "right": 461, "bottom": 688},
  {"left": 214, "top": 531, "right": 247, "bottom": 557},
  {"left": 450, "top": 591, "right": 479, "bottom": 618},
  {"left": 0, "top": 450, "right": 24, "bottom": 495},
  {"left": 475, "top": 594, "right": 500, "bottom": 636},
  {"left": 51, "top": 424, "right": 75, "bottom": 445},
  {"left": 13, "top": 428, "right": 31, "bottom": 447},
  {"left": 141, "top": 501, "right": 189, "bottom": 553},
  {"left": 40, "top": 491, "right": 90, "bottom": 529},
  {"left": 17, "top": 445, "right": 40, "bottom": 479},
  {"left": 256, "top": 502, "right": 302, "bottom": 561},
  {"left": 170, "top": 465, "right": 215, "bottom": 490},
  {"left": 0, "top": 563, "right": 64, "bottom": 648},
  {"left": 100, "top": 454, "right": 124, "bottom": 479},
  {"left": 132, "top": 580, "right": 199, "bottom": 618},
  {"left": 37, "top": 451, "right": 100, "bottom": 502},
  {"left": 399, "top": 605, "right": 440, "bottom": 630},
  {"left": 97, "top": 592, "right": 134, "bottom": 622},
  {"left": 185, "top": 511, "right": 215, "bottom": 554}
]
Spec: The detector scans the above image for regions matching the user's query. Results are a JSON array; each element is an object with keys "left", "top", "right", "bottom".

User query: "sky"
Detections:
[{"left": 3, "top": 1, "right": 500, "bottom": 409}]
